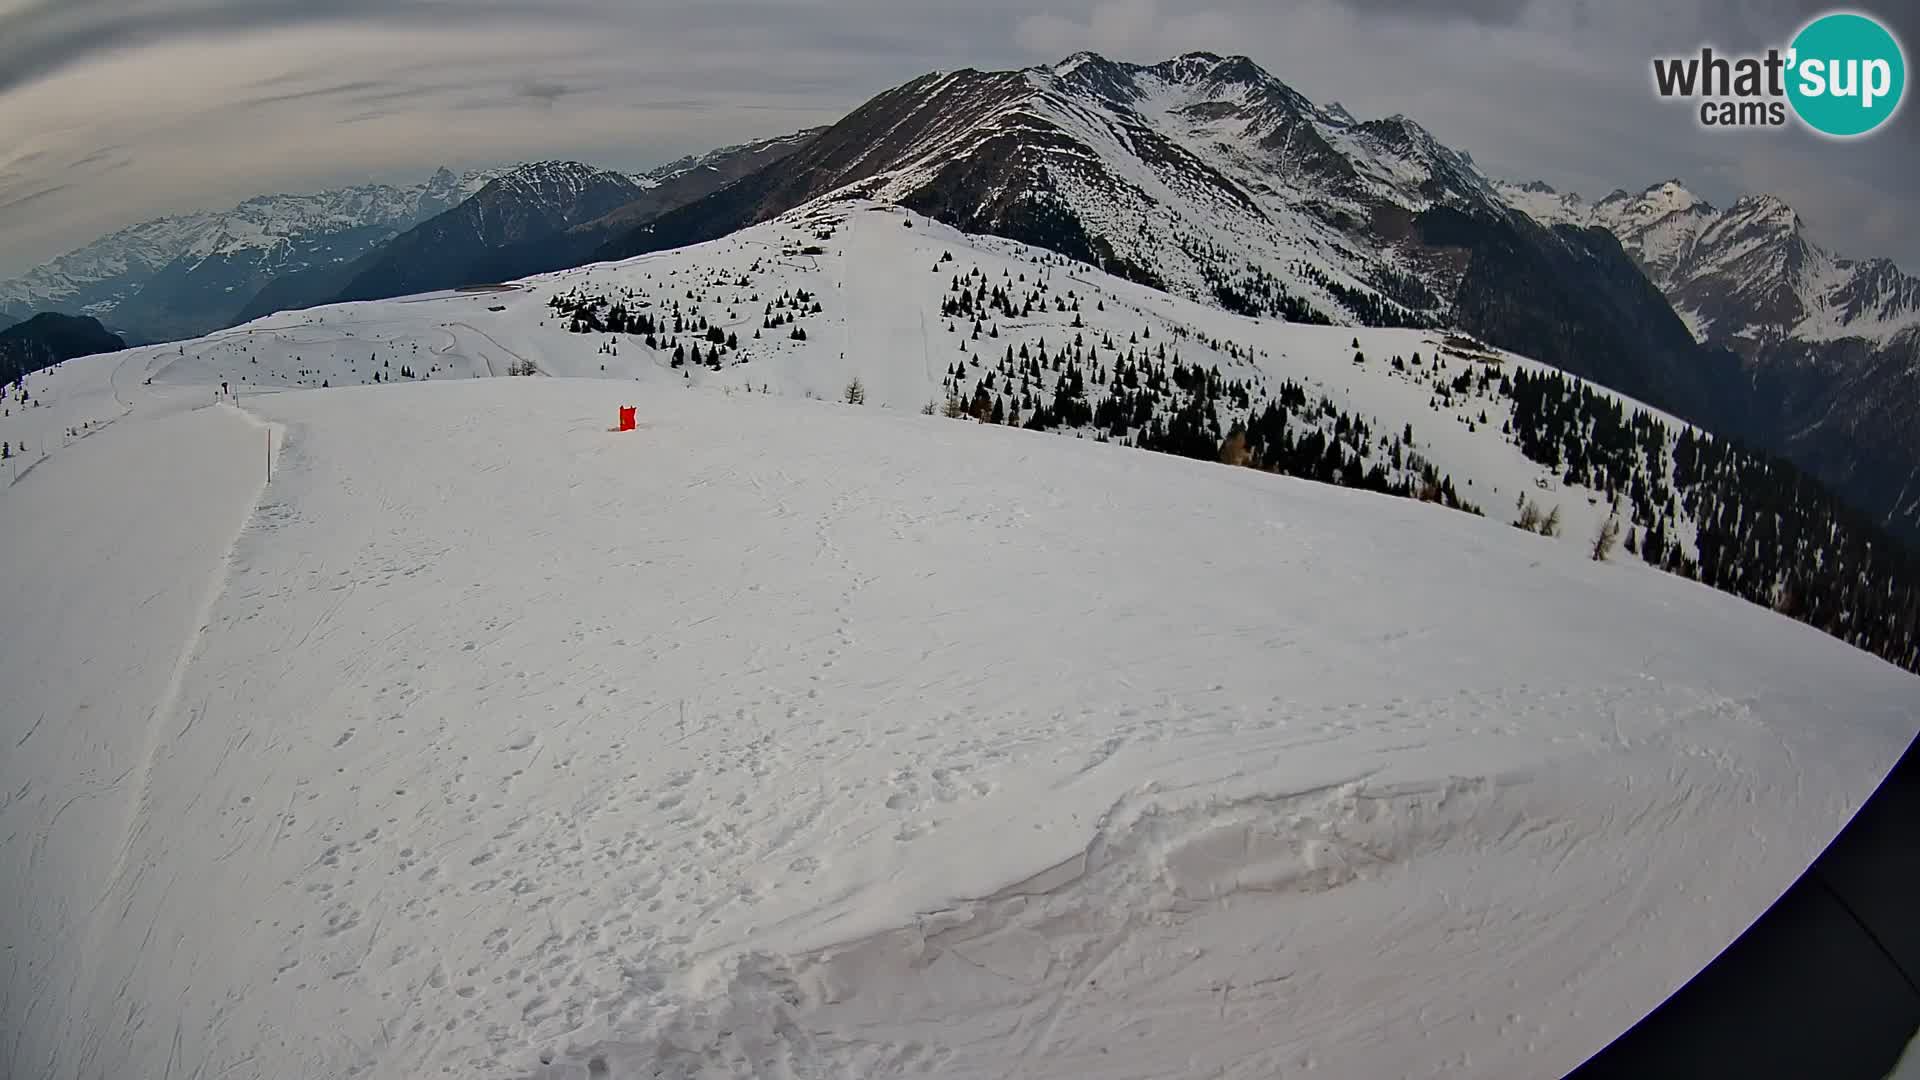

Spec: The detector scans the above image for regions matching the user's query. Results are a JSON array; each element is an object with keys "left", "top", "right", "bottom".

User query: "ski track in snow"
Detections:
[
  {"left": 0, "top": 209, "right": 1914, "bottom": 1079},
  {"left": 0, "top": 394, "right": 268, "bottom": 1079}
]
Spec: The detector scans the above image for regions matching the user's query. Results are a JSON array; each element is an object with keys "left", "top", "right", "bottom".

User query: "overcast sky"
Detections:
[{"left": 1, "top": 0, "right": 1914, "bottom": 278}]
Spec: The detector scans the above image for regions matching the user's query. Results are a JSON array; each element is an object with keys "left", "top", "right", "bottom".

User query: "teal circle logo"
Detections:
[{"left": 1787, "top": 11, "right": 1906, "bottom": 137}]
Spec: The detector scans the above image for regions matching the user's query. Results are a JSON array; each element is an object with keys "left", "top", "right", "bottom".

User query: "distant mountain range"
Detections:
[
  {"left": 0, "top": 168, "right": 500, "bottom": 342},
  {"left": 0, "top": 133, "right": 821, "bottom": 345},
  {"left": 255, "top": 161, "right": 652, "bottom": 315},
  {"left": 2, "top": 54, "right": 1915, "bottom": 542},
  {"left": 1499, "top": 177, "right": 1920, "bottom": 542},
  {"left": 318, "top": 130, "right": 820, "bottom": 311},
  {"left": 1498, "top": 179, "right": 1920, "bottom": 349}
]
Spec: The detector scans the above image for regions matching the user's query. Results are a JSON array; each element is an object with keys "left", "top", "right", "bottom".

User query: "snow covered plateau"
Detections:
[{"left": 1, "top": 203, "right": 1915, "bottom": 1080}]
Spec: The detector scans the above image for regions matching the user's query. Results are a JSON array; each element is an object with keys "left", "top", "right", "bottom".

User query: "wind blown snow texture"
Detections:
[{"left": 1, "top": 206, "right": 1915, "bottom": 1080}]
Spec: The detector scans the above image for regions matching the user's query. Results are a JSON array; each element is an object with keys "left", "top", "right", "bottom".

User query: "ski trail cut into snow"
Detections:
[
  {"left": 91, "top": 404, "right": 277, "bottom": 897},
  {"left": 841, "top": 208, "right": 938, "bottom": 409},
  {"left": 0, "top": 400, "right": 269, "bottom": 1079},
  {"left": 69, "top": 402, "right": 275, "bottom": 1076},
  {"left": 111, "top": 407, "right": 270, "bottom": 817}
]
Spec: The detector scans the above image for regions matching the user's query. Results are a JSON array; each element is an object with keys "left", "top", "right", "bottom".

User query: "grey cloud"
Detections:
[
  {"left": 515, "top": 80, "right": 583, "bottom": 106},
  {"left": 0, "top": 0, "right": 557, "bottom": 94},
  {"left": 0, "top": 0, "right": 1914, "bottom": 277},
  {"left": 0, "top": 150, "right": 53, "bottom": 187},
  {"left": 245, "top": 74, "right": 541, "bottom": 119},
  {"left": 239, "top": 79, "right": 387, "bottom": 110},
  {"left": 1337, "top": 0, "right": 1532, "bottom": 26},
  {"left": 61, "top": 146, "right": 135, "bottom": 178},
  {"left": 0, "top": 183, "right": 74, "bottom": 214},
  {"left": 347, "top": 84, "right": 451, "bottom": 107},
  {"left": 66, "top": 145, "right": 123, "bottom": 170}
]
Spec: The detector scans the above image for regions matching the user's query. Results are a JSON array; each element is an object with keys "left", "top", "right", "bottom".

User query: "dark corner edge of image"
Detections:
[{"left": 1568, "top": 732, "right": 1920, "bottom": 1079}]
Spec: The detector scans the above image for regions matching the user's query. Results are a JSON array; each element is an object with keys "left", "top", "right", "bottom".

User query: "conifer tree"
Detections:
[{"left": 1592, "top": 501, "right": 1623, "bottom": 561}]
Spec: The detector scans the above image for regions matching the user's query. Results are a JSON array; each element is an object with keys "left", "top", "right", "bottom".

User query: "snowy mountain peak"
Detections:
[
  {"left": 1033, "top": 50, "right": 1318, "bottom": 120},
  {"left": 1478, "top": 174, "right": 1864, "bottom": 347},
  {"left": 1159, "top": 51, "right": 1268, "bottom": 86},
  {"left": 1639, "top": 179, "right": 1709, "bottom": 213},
  {"left": 644, "top": 129, "right": 826, "bottom": 187},
  {"left": 1590, "top": 180, "right": 1714, "bottom": 225},
  {"left": 491, "top": 160, "right": 618, "bottom": 194},
  {"left": 1584, "top": 181, "right": 1718, "bottom": 227},
  {"left": 608, "top": 50, "right": 1693, "bottom": 358},
  {"left": 461, "top": 163, "right": 652, "bottom": 235},
  {"left": 1052, "top": 50, "right": 1106, "bottom": 75},
  {"left": 0, "top": 166, "right": 500, "bottom": 335},
  {"left": 421, "top": 165, "right": 472, "bottom": 206},
  {"left": 581, "top": 52, "right": 1916, "bottom": 543},
  {"left": 1727, "top": 192, "right": 1799, "bottom": 227},
  {"left": 1360, "top": 114, "right": 1443, "bottom": 152}
]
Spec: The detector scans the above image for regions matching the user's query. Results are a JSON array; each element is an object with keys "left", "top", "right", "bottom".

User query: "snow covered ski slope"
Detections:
[
  {"left": 3, "top": 364, "right": 1915, "bottom": 1079},
  {"left": 17, "top": 201, "right": 1723, "bottom": 561},
  {"left": 0, "top": 202, "right": 1915, "bottom": 1079}
]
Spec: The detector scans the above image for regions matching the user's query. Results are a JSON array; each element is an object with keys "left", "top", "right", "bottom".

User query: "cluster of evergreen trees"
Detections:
[
  {"left": 1500, "top": 367, "right": 1918, "bottom": 673},
  {"left": 930, "top": 272, "right": 1481, "bottom": 517},
  {"left": 1229, "top": 393, "right": 1474, "bottom": 509},
  {"left": 545, "top": 276, "right": 825, "bottom": 372},
  {"left": 1177, "top": 245, "right": 1440, "bottom": 330},
  {"left": 1206, "top": 261, "right": 1331, "bottom": 324},
  {"left": 1290, "top": 262, "right": 1438, "bottom": 329}
]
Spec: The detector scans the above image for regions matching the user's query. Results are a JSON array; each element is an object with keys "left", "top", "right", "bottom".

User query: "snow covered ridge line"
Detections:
[
  {"left": 5, "top": 371, "right": 1915, "bottom": 1079},
  {"left": 635, "top": 202, "right": 1916, "bottom": 677},
  {"left": 578, "top": 49, "right": 1914, "bottom": 547},
  {"left": 14, "top": 200, "right": 1914, "bottom": 679}
]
